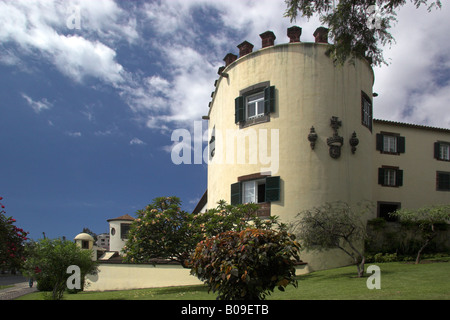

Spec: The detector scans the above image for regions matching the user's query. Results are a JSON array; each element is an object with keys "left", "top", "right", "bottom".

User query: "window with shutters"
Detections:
[
  {"left": 235, "top": 83, "right": 275, "bottom": 128},
  {"left": 434, "top": 141, "right": 450, "bottom": 161},
  {"left": 376, "top": 132, "right": 405, "bottom": 155},
  {"left": 436, "top": 171, "right": 450, "bottom": 191},
  {"left": 230, "top": 175, "right": 280, "bottom": 216},
  {"left": 378, "top": 166, "right": 403, "bottom": 187},
  {"left": 246, "top": 92, "right": 265, "bottom": 120},
  {"left": 242, "top": 179, "right": 266, "bottom": 204},
  {"left": 361, "top": 91, "right": 373, "bottom": 131}
]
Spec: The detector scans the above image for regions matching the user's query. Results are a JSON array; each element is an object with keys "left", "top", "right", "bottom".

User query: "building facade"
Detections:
[
  {"left": 202, "top": 26, "right": 450, "bottom": 271},
  {"left": 107, "top": 214, "right": 134, "bottom": 254}
]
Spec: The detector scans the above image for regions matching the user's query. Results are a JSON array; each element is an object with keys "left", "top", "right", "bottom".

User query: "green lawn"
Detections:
[{"left": 17, "top": 259, "right": 450, "bottom": 300}]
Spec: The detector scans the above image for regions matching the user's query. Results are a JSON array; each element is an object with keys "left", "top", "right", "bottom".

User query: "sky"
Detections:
[{"left": 1, "top": 0, "right": 449, "bottom": 241}]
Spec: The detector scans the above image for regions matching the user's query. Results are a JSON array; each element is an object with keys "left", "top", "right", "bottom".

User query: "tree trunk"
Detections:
[
  {"left": 416, "top": 225, "right": 436, "bottom": 264},
  {"left": 415, "top": 238, "right": 430, "bottom": 264}
]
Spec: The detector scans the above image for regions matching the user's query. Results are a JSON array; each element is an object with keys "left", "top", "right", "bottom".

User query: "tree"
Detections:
[
  {"left": 390, "top": 204, "right": 450, "bottom": 264},
  {"left": 0, "top": 196, "right": 29, "bottom": 273},
  {"left": 284, "top": 0, "right": 442, "bottom": 66},
  {"left": 21, "top": 238, "right": 98, "bottom": 300},
  {"left": 291, "top": 201, "right": 372, "bottom": 277},
  {"left": 82, "top": 227, "right": 97, "bottom": 242},
  {"left": 123, "top": 197, "right": 283, "bottom": 267},
  {"left": 190, "top": 228, "right": 301, "bottom": 300}
]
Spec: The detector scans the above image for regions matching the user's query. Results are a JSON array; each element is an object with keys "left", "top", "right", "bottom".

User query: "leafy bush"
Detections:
[
  {"left": 21, "top": 238, "right": 98, "bottom": 300},
  {"left": 123, "top": 198, "right": 283, "bottom": 267},
  {"left": 190, "top": 228, "right": 301, "bottom": 300}
]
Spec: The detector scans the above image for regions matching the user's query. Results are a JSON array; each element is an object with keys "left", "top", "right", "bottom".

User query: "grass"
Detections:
[{"left": 17, "top": 258, "right": 450, "bottom": 300}]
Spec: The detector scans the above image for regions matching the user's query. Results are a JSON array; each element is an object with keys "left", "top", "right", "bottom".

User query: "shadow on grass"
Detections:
[{"left": 152, "top": 285, "right": 208, "bottom": 295}]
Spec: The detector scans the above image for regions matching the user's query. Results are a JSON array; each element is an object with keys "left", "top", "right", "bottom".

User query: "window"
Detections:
[
  {"left": 120, "top": 223, "right": 131, "bottom": 239},
  {"left": 361, "top": 91, "right": 373, "bottom": 131},
  {"left": 383, "top": 135, "right": 397, "bottom": 153},
  {"left": 242, "top": 179, "right": 266, "bottom": 204},
  {"left": 376, "top": 133, "right": 405, "bottom": 154},
  {"left": 378, "top": 167, "right": 403, "bottom": 187},
  {"left": 436, "top": 172, "right": 450, "bottom": 191},
  {"left": 377, "top": 202, "right": 401, "bottom": 221},
  {"left": 246, "top": 92, "right": 265, "bottom": 120},
  {"left": 235, "top": 84, "right": 275, "bottom": 126},
  {"left": 209, "top": 126, "right": 215, "bottom": 160},
  {"left": 231, "top": 175, "right": 280, "bottom": 206},
  {"left": 434, "top": 142, "right": 450, "bottom": 161},
  {"left": 81, "top": 240, "right": 90, "bottom": 249}
]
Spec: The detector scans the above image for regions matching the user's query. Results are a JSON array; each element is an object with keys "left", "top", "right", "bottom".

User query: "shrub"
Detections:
[
  {"left": 21, "top": 238, "right": 98, "bottom": 300},
  {"left": 123, "top": 198, "right": 283, "bottom": 267},
  {"left": 190, "top": 228, "right": 301, "bottom": 300}
]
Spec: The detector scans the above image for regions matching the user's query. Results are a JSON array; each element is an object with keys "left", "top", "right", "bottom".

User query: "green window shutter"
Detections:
[
  {"left": 397, "top": 136, "right": 406, "bottom": 153},
  {"left": 265, "top": 176, "right": 280, "bottom": 202},
  {"left": 434, "top": 142, "right": 441, "bottom": 159},
  {"left": 230, "top": 182, "right": 242, "bottom": 205},
  {"left": 264, "top": 86, "right": 275, "bottom": 114},
  {"left": 378, "top": 168, "right": 385, "bottom": 185},
  {"left": 376, "top": 134, "right": 383, "bottom": 151},
  {"left": 396, "top": 170, "right": 403, "bottom": 187},
  {"left": 437, "top": 172, "right": 450, "bottom": 190},
  {"left": 235, "top": 96, "right": 244, "bottom": 124}
]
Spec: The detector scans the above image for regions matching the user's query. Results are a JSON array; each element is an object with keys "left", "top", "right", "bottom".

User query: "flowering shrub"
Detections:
[
  {"left": 0, "top": 196, "right": 29, "bottom": 271},
  {"left": 190, "top": 228, "right": 301, "bottom": 300},
  {"left": 21, "top": 238, "right": 98, "bottom": 300},
  {"left": 123, "top": 198, "right": 284, "bottom": 267}
]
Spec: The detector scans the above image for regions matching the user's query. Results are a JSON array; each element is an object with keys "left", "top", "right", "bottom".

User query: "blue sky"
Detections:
[{"left": 1, "top": 0, "right": 449, "bottom": 241}]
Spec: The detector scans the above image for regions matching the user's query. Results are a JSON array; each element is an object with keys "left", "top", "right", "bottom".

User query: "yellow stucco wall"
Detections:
[
  {"left": 85, "top": 263, "right": 310, "bottom": 291},
  {"left": 372, "top": 120, "right": 450, "bottom": 212},
  {"left": 207, "top": 42, "right": 375, "bottom": 271}
]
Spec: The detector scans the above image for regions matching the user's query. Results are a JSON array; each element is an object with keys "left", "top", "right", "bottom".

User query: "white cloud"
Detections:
[
  {"left": 21, "top": 93, "right": 52, "bottom": 113},
  {"left": 66, "top": 131, "right": 82, "bottom": 137},
  {"left": 130, "top": 137, "right": 145, "bottom": 145},
  {"left": 372, "top": 3, "right": 450, "bottom": 128},
  {"left": 3, "top": 0, "right": 448, "bottom": 132},
  {"left": 0, "top": 0, "right": 128, "bottom": 85}
]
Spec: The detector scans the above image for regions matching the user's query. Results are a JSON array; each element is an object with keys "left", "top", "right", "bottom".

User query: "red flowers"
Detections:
[{"left": 1, "top": 196, "right": 29, "bottom": 267}]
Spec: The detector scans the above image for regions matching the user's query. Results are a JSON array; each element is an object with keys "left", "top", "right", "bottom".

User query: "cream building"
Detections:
[
  {"left": 74, "top": 232, "right": 105, "bottom": 261},
  {"left": 107, "top": 214, "right": 134, "bottom": 254},
  {"left": 200, "top": 26, "right": 450, "bottom": 271}
]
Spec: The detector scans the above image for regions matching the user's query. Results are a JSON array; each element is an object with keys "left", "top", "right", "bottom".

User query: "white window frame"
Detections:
[
  {"left": 242, "top": 179, "right": 265, "bottom": 204},
  {"left": 245, "top": 92, "right": 265, "bottom": 120},
  {"left": 439, "top": 143, "right": 450, "bottom": 161},
  {"left": 383, "top": 135, "right": 397, "bottom": 153},
  {"left": 362, "top": 98, "right": 372, "bottom": 129},
  {"left": 384, "top": 168, "right": 397, "bottom": 187}
]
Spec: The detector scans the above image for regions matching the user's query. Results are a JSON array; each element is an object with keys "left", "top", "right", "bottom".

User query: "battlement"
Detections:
[{"left": 220, "top": 26, "right": 329, "bottom": 70}]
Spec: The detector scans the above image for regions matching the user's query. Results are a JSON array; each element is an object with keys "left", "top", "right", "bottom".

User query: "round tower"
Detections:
[
  {"left": 74, "top": 232, "right": 94, "bottom": 250},
  {"left": 206, "top": 27, "right": 375, "bottom": 271},
  {"left": 107, "top": 214, "right": 134, "bottom": 254}
]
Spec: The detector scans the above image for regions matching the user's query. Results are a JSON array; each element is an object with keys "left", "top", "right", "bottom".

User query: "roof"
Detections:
[
  {"left": 74, "top": 233, "right": 94, "bottom": 241},
  {"left": 373, "top": 119, "right": 450, "bottom": 133},
  {"left": 192, "top": 190, "right": 207, "bottom": 214},
  {"left": 107, "top": 214, "right": 135, "bottom": 222}
]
